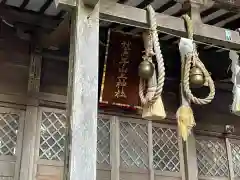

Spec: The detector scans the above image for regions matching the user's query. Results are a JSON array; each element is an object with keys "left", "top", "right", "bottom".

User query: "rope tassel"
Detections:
[
  {"left": 178, "top": 38, "right": 196, "bottom": 141},
  {"left": 177, "top": 105, "right": 195, "bottom": 141},
  {"left": 139, "top": 5, "right": 166, "bottom": 120}
]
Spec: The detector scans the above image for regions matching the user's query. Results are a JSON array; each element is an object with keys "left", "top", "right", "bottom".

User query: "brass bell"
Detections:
[
  {"left": 138, "top": 60, "right": 154, "bottom": 79},
  {"left": 190, "top": 66, "right": 204, "bottom": 88}
]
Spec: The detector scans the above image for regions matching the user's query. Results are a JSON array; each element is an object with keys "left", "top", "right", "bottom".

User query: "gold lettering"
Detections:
[{"left": 115, "top": 41, "right": 131, "bottom": 99}]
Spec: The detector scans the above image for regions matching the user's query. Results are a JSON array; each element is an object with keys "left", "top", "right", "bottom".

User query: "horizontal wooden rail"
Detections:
[
  {"left": 99, "top": 2, "right": 240, "bottom": 50},
  {"left": 214, "top": 0, "right": 240, "bottom": 12},
  {"left": 43, "top": 1, "right": 240, "bottom": 49}
]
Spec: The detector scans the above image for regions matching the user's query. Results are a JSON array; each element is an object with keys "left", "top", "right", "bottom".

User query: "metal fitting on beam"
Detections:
[
  {"left": 82, "top": 0, "right": 99, "bottom": 8},
  {"left": 225, "top": 125, "right": 235, "bottom": 134},
  {"left": 237, "top": 28, "right": 240, "bottom": 35},
  {"left": 54, "top": 0, "right": 99, "bottom": 10},
  {"left": 54, "top": 0, "right": 76, "bottom": 10}
]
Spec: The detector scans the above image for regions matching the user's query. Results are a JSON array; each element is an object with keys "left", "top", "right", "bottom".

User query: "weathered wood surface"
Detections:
[
  {"left": 225, "top": 138, "right": 234, "bottom": 180},
  {"left": 214, "top": 0, "right": 240, "bottom": 12},
  {"left": 66, "top": 1, "right": 99, "bottom": 180},
  {"left": 40, "top": 1, "right": 240, "bottom": 49},
  {"left": 0, "top": 24, "right": 29, "bottom": 95},
  {"left": 110, "top": 116, "right": 120, "bottom": 180},
  {"left": 56, "top": 0, "right": 240, "bottom": 12},
  {"left": 40, "top": 57, "right": 68, "bottom": 95},
  {"left": 177, "top": 0, "right": 240, "bottom": 12},
  {"left": 183, "top": 134, "right": 198, "bottom": 180},
  {"left": 55, "top": 0, "right": 100, "bottom": 9},
  {"left": 83, "top": 0, "right": 99, "bottom": 7},
  {"left": 55, "top": 0, "right": 76, "bottom": 10},
  {"left": 99, "top": 2, "right": 240, "bottom": 50},
  {"left": 0, "top": 5, "right": 60, "bottom": 30},
  {"left": 37, "top": 165, "right": 64, "bottom": 180},
  {"left": 39, "top": 15, "right": 71, "bottom": 49},
  {"left": 39, "top": 1, "right": 240, "bottom": 49},
  {"left": 19, "top": 51, "right": 42, "bottom": 180}
]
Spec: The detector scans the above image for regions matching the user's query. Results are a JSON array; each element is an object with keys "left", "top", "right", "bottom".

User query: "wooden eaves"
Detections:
[
  {"left": 100, "top": 2, "right": 240, "bottom": 50},
  {"left": 51, "top": 0, "right": 240, "bottom": 51}
]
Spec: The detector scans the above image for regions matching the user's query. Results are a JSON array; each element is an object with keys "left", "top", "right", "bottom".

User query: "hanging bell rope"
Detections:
[
  {"left": 182, "top": 14, "right": 215, "bottom": 105},
  {"left": 178, "top": 35, "right": 195, "bottom": 141},
  {"left": 139, "top": 5, "right": 165, "bottom": 107},
  {"left": 177, "top": 14, "right": 215, "bottom": 141},
  {"left": 138, "top": 5, "right": 166, "bottom": 120}
]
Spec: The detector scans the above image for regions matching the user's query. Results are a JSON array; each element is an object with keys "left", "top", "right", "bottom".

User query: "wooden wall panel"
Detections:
[
  {"left": 0, "top": 161, "right": 15, "bottom": 177},
  {"left": 97, "top": 170, "right": 111, "bottom": 180},
  {"left": 36, "top": 165, "right": 63, "bottom": 180},
  {"left": 120, "top": 172, "right": 148, "bottom": 180},
  {"left": 0, "top": 31, "right": 29, "bottom": 95},
  {"left": 155, "top": 176, "right": 181, "bottom": 180},
  {"left": 0, "top": 61, "right": 28, "bottom": 95},
  {"left": 40, "top": 59, "right": 68, "bottom": 96}
]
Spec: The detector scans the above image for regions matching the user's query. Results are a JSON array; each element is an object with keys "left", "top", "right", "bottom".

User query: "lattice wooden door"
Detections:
[
  {"left": 34, "top": 107, "right": 67, "bottom": 180},
  {"left": 32, "top": 108, "right": 113, "bottom": 180},
  {"left": 0, "top": 107, "right": 25, "bottom": 180}
]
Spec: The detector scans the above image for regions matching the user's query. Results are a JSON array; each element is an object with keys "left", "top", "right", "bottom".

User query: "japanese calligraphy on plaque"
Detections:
[{"left": 100, "top": 30, "right": 144, "bottom": 108}]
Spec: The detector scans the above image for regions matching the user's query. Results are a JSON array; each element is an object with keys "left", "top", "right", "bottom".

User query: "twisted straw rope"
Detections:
[
  {"left": 182, "top": 14, "right": 215, "bottom": 105},
  {"left": 139, "top": 5, "right": 165, "bottom": 106}
]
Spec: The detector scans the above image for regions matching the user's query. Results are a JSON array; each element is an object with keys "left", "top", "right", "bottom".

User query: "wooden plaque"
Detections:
[{"left": 100, "top": 30, "right": 144, "bottom": 109}]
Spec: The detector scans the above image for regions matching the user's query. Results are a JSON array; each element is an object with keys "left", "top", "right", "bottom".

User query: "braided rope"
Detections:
[
  {"left": 182, "top": 14, "right": 215, "bottom": 105},
  {"left": 182, "top": 14, "right": 194, "bottom": 39},
  {"left": 139, "top": 5, "right": 165, "bottom": 106},
  {"left": 139, "top": 33, "right": 156, "bottom": 105}
]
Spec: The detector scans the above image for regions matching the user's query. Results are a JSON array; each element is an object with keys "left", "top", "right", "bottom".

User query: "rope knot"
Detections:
[{"left": 181, "top": 14, "right": 215, "bottom": 105}]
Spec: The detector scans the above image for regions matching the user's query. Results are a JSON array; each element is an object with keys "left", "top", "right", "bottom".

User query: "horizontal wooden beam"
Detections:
[
  {"left": 39, "top": 15, "right": 70, "bottom": 48},
  {"left": 41, "top": 51, "right": 69, "bottom": 61},
  {"left": 39, "top": 2, "right": 240, "bottom": 49},
  {"left": 213, "top": 0, "right": 240, "bottom": 12},
  {"left": 177, "top": 0, "right": 240, "bottom": 12},
  {"left": 83, "top": 0, "right": 100, "bottom": 7},
  {"left": 55, "top": 0, "right": 99, "bottom": 9},
  {"left": 0, "top": 5, "right": 60, "bottom": 30},
  {"left": 55, "top": 0, "right": 76, "bottom": 10},
  {"left": 100, "top": 2, "right": 240, "bottom": 50}
]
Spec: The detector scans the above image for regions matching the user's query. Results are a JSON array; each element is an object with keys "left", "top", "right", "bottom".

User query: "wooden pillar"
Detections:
[
  {"left": 148, "top": 121, "right": 154, "bottom": 180},
  {"left": 180, "top": 1, "right": 201, "bottom": 179},
  {"left": 183, "top": 133, "right": 198, "bottom": 180},
  {"left": 189, "top": 0, "right": 203, "bottom": 24},
  {"left": 66, "top": 1, "right": 99, "bottom": 180},
  {"left": 226, "top": 138, "right": 234, "bottom": 180},
  {"left": 19, "top": 50, "right": 42, "bottom": 180},
  {"left": 110, "top": 116, "right": 120, "bottom": 180}
]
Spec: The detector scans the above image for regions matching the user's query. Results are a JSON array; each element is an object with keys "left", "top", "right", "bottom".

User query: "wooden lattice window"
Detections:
[
  {"left": 0, "top": 107, "right": 24, "bottom": 180},
  {"left": 97, "top": 115, "right": 110, "bottom": 165},
  {"left": 39, "top": 110, "right": 66, "bottom": 161},
  {"left": 38, "top": 110, "right": 111, "bottom": 166},
  {"left": 0, "top": 113, "right": 20, "bottom": 156},
  {"left": 230, "top": 139, "right": 240, "bottom": 179},
  {"left": 152, "top": 126, "right": 180, "bottom": 172},
  {"left": 196, "top": 137, "right": 229, "bottom": 177},
  {"left": 119, "top": 120, "right": 148, "bottom": 169}
]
